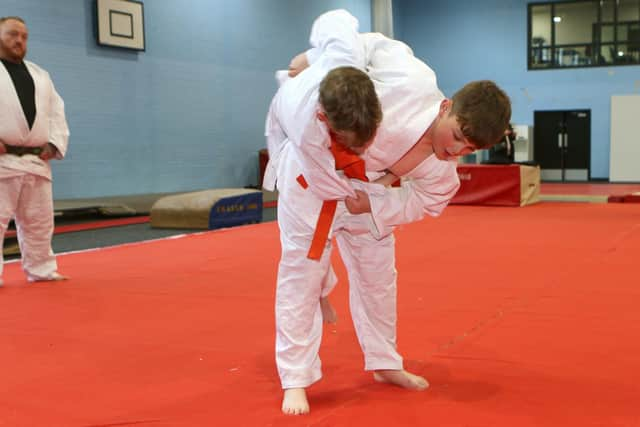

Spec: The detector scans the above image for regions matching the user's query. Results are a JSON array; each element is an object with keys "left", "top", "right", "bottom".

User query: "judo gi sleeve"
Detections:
[
  {"left": 47, "top": 78, "right": 69, "bottom": 159},
  {"left": 365, "top": 156, "right": 461, "bottom": 239}
]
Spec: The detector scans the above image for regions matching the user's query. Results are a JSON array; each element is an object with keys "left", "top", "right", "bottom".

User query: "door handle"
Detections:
[
  {"left": 558, "top": 133, "right": 563, "bottom": 148},
  {"left": 564, "top": 133, "right": 568, "bottom": 148}
]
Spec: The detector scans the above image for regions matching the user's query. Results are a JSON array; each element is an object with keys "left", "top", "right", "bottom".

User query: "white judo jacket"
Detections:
[
  {"left": 356, "top": 32, "right": 460, "bottom": 238},
  {"left": 265, "top": 10, "right": 459, "bottom": 239},
  {"left": 0, "top": 60, "right": 69, "bottom": 180},
  {"left": 264, "top": 9, "right": 364, "bottom": 200}
]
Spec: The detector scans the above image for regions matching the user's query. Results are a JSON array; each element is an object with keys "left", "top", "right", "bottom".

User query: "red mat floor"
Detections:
[{"left": 1, "top": 203, "right": 639, "bottom": 426}]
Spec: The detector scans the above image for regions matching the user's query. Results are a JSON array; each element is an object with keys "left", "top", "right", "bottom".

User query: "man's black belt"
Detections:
[{"left": 4, "top": 145, "right": 43, "bottom": 156}]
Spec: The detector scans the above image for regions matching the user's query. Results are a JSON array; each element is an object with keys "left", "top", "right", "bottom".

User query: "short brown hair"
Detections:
[
  {"left": 0, "top": 16, "right": 26, "bottom": 27},
  {"left": 319, "top": 66, "right": 382, "bottom": 147},
  {"left": 451, "top": 80, "right": 511, "bottom": 149}
]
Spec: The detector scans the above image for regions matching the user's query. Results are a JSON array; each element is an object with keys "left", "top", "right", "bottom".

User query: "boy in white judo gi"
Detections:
[
  {"left": 0, "top": 16, "right": 70, "bottom": 287},
  {"left": 265, "top": 10, "right": 511, "bottom": 415}
]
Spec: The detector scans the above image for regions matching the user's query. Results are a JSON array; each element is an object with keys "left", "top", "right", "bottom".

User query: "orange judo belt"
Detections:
[{"left": 307, "top": 140, "right": 368, "bottom": 260}]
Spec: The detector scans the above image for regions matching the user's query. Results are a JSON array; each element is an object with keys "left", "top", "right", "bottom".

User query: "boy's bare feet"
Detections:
[
  {"left": 28, "top": 272, "right": 69, "bottom": 283},
  {"left": 373, "top": 369, "right": 429, "bottom": 391},
  {"left": 282, "top": 388, "right": 309, "bottom": 415},
  {"left": 320, "top": 296, "right": 337, "bottom": 324}
]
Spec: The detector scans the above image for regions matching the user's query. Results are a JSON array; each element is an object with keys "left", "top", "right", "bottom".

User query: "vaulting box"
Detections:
[
  {"left": 151, "top": 189, "right": 262, "bottom": 229},
  {"left": 451, "top": 164, "right": 540, "bottom": 207}
]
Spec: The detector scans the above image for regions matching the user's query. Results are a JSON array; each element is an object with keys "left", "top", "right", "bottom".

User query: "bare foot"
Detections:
[
  {"left": 373, "top": 369, "right": 429, "bottom": 391},
  {"left": 320, "top": 296, "right": 337, "bottom": 324},
  {"left": 28, "top": 272, "right": 68, "bottom": 283},
  {"left": 282, "top": 388, "right": 309, "bottom": 415}
]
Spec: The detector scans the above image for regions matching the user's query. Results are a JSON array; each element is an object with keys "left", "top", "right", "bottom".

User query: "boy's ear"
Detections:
[
  {"left": 316, "top": 110, "right": 328, "bottom": 123},
  {"left": 439, "top": 99, "right": 452, "bottom": 116}
]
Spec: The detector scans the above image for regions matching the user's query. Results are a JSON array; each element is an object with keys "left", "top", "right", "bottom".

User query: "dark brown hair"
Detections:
[
  {"left": 319, "top": 66, "right": 382, "bottom": 147},
  {"left": 451, "top": 80, "right": 511, "bottom": 149}
]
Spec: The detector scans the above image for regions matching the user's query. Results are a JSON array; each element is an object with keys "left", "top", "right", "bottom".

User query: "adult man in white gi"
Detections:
[
  {"left": 266, "top": 10, "right": 511, "bottom": 415},
  {"left": 0, "top": 16, "right": 70, "bottom": 287}
]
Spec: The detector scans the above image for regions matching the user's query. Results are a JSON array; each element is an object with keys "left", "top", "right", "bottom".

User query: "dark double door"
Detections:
[{"left": 534, "top": 110, "right": 591, "bottom": 181}]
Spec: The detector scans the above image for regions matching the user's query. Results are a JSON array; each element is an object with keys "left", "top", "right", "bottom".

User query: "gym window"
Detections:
[{"left": 528, "top": 0, "right": 640, "bottom": 69}]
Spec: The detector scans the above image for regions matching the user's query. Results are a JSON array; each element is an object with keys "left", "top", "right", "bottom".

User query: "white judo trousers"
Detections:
[
  {"left": 0, "top": 174, "right": 56, "bottom": 281},
  {"left": 275, "top": 143, "right": 402, "bottom": 389},
  {"left": 0, "top": 60, "right": 69, "bottom": 285}
]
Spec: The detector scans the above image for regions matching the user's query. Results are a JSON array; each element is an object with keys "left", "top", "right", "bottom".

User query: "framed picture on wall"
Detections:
[{"left": 96, "top": 0, "right": 145, "bottom": 51}]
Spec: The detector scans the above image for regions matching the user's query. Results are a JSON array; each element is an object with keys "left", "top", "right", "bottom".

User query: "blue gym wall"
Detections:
[
  {"left": 394, "top": 0, "right": 640, "bottom": 179},
  {"left": 4, "top": 0, "right": 371, "bottom": 198}
]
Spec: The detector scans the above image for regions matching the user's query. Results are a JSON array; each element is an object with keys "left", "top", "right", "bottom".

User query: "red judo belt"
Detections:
[{"left": 307, "top": 140, "right": 368, "bottom": 260}]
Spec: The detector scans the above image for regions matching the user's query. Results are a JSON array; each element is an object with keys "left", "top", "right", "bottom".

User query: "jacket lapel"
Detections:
[{"left": 0, "top": 60, "right": 33, "bottom": 137}]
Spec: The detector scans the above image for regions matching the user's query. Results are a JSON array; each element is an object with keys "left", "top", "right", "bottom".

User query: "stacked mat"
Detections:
[
  {"left": 150, "top": 188, "right": 263, "bottom": 230},
  {"left": 451, "top": 164, "right": 540, "bottom": 207},
  {"left": 608, "top": 192, "right": 640, "bottom": 203}
]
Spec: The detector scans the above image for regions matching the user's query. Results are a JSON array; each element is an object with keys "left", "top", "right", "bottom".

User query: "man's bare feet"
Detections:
[
  {"left": 320, "top": 296, "right": 337, "bottom": 324},
  {"left": 373, "top": 369, "right": 429, "bottom": 391},
  {"left": 282, "top": 388, "right": 309, "bottom": 415}
]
